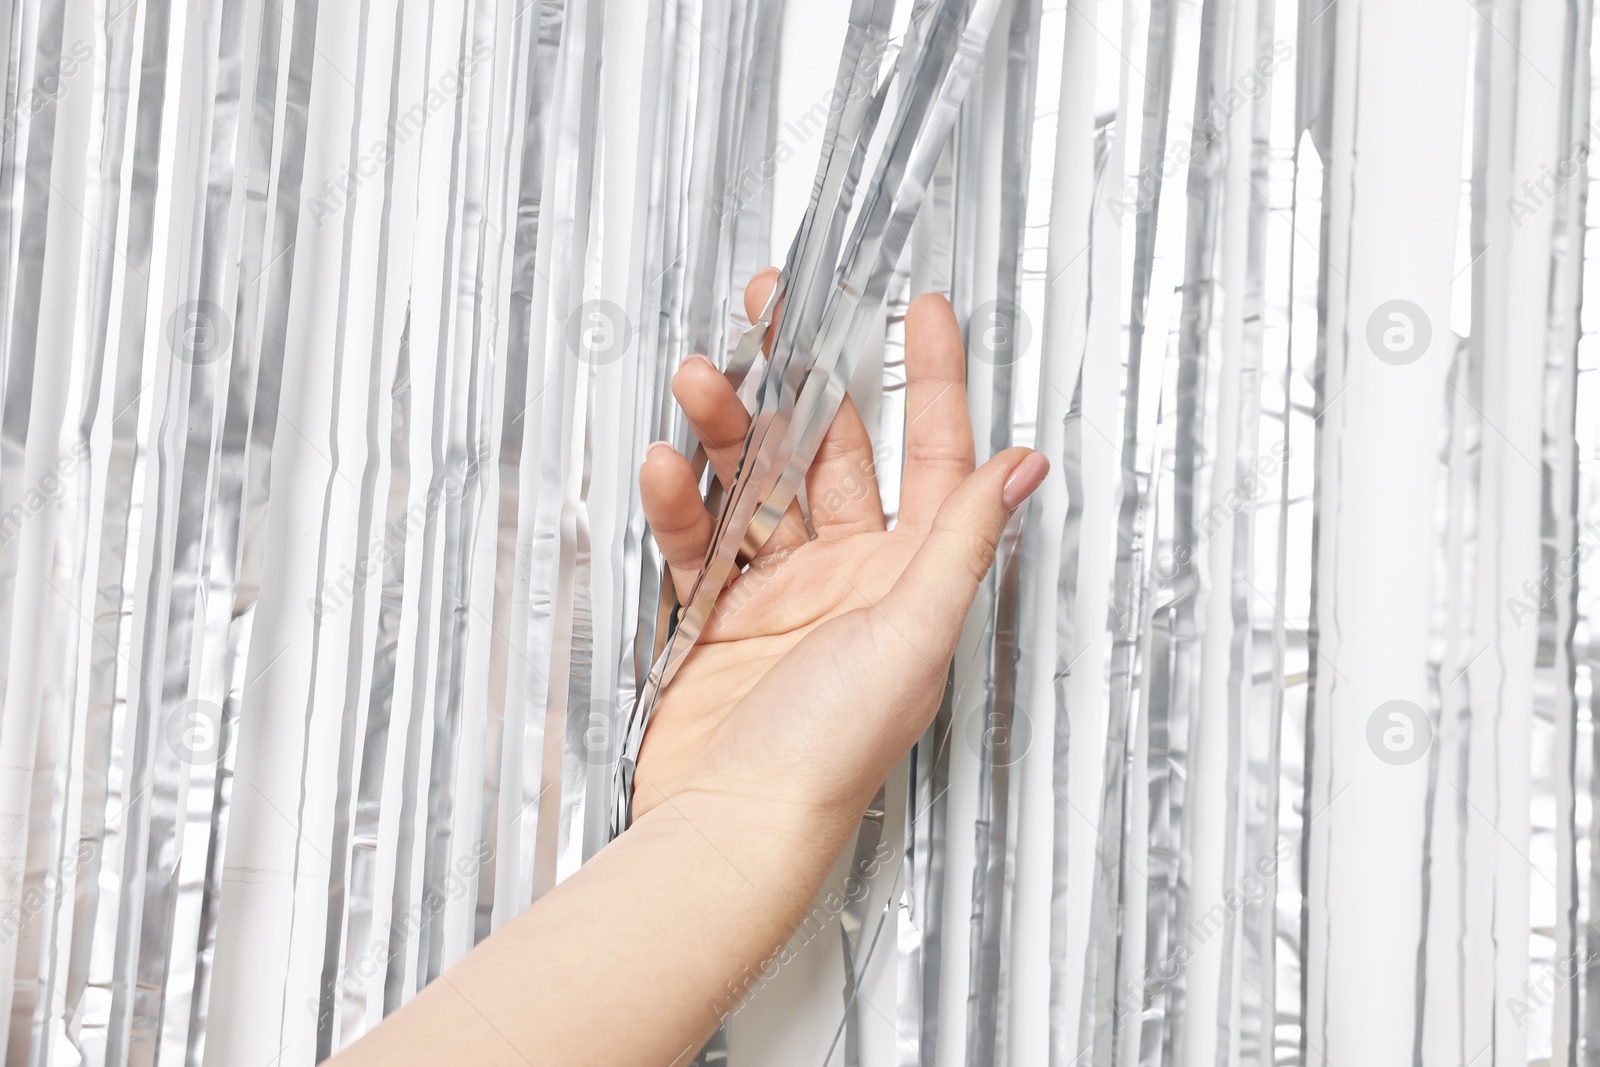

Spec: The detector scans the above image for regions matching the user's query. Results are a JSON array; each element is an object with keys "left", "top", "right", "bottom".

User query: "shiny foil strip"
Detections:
[{"left": 4, "top": 0, "right": 1600, "bottom": 1064}]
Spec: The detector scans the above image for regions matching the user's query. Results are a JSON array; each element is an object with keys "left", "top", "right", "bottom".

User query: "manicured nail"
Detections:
[
  {"left": 1002, "top": 452, "right": 1049, "bottom": 511},
  {"left": 646, "top": 441, "right": 674, "bottom": 462}
]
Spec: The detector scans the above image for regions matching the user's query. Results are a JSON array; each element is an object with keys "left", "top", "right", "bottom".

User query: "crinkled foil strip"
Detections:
[
  {"left": 1530, "top": 0, "right": 1590, "bottom": 1060},
  {"left": 612, "top": 0, "right": 1006, "bottom": 836}
]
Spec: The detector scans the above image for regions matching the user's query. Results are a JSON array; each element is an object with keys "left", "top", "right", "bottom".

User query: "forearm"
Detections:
[{"left": 334, "top": 786, "right": 861, "bottom": 1066}]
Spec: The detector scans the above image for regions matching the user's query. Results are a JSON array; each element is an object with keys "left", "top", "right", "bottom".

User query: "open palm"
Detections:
[{"left": 632, "top": 269, "right": 1046, "bottom": 824}]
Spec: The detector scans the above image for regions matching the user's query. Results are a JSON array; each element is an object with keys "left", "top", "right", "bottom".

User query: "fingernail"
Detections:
[
  {"left": 680, "top": 354, "right": 714, "bottom": 371},
  {"left": 646, "top": 441, "right": 674, "bottom": 462},
  {"left": 1002, "top": 452, "right": 1049, "bottom": 511}
]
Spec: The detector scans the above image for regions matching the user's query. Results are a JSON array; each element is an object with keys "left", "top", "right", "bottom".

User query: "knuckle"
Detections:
[
  {"left": 933, "top": 522, "right": 996, "bottom": 581},
  {"left": 903, "top": 444, "right": 973, "bottom": 472}
]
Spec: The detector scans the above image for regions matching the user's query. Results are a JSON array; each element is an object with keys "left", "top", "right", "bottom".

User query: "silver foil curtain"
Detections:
[{"left": 0, "top": 0, "right": 1592, "bottom": 1064}]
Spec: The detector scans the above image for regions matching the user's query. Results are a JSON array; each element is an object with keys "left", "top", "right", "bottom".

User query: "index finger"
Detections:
[{"left": 743, "top": 267, "right": 781, "bottom": 357}]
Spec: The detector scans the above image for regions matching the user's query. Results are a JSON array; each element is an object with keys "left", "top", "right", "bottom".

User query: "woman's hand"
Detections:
[
  {"left": 335, "top": 269, "right": 1046, "bottom": 1067},
  {"left": 635, "top": 267, "right": 1049, "bottom": 830}
]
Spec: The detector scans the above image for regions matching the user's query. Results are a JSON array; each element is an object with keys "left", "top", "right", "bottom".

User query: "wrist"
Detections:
[{"left": 635, "top": 773, "right": 863, "bottom": 850}]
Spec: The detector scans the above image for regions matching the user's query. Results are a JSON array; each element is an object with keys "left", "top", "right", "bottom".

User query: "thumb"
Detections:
[{"left": 878, "top": 447, "right": 1049, "bottom": 662}]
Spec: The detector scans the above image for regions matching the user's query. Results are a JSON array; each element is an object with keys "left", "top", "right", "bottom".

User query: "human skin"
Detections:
[{"left": 331, "top": 269, "right": 1049, "bottom": 1066}]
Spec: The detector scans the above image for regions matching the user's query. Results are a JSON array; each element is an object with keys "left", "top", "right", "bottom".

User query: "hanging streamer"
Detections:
[{"left": 1, "top": 0, "right": 1598, "bottom": 1064}]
